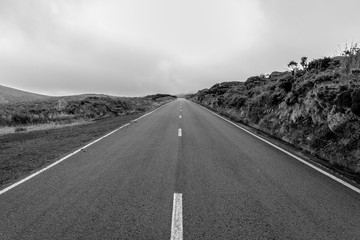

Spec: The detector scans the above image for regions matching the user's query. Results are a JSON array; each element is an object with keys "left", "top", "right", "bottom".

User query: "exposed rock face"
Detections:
[{"left": 189, "top": 58, "right": 360, "bottom": 174}]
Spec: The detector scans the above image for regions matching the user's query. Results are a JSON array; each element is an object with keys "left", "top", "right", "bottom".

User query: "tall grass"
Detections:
[{"left": 342, "top": 42, "right": 360, "bottom": 74}]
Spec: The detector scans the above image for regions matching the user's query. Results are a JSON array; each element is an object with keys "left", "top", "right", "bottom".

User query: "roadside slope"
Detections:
[{"left": 188, "top": 56, "right": 360, "bottom": 179}]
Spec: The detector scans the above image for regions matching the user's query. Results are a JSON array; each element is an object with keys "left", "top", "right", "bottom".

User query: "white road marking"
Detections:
[
  {"left": 179, "top": 115, "right": 182, "bottom": 119},
  {"left": 195, "top": 102, "right": 360, "bottom": 194},
  {"left": 178, "top": 128, "right": 182, "bottom": 137},
  {"left": 170, "top": 193, "right": 183, "bottom": 240},
  {"left": 0, "top": 103, "right": 169, "bottom": 196}
]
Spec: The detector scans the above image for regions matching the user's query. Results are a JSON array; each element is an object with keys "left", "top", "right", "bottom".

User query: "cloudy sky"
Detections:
[{"left": 1, "top": 0, "right": 360, "bottom": 96}]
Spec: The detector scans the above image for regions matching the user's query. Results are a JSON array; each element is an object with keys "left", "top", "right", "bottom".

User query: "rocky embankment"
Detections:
[{"left": 188, "top": 56, "right": 360, "bottom": 175}]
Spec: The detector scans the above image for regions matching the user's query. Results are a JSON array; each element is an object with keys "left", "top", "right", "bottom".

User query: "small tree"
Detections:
[
  {"left": 300, "top": 56, "right": 308, "bottom": 69},
  {"left": 288, "top": 60, "right": 298, "bottom": 75}
]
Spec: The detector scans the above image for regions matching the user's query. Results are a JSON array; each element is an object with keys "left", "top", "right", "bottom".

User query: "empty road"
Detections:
[{"left": 1, "top": 99, "right": 360, "bottom": 239}]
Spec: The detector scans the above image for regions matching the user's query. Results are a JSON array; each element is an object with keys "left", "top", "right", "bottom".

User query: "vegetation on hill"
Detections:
[
  {"left": 188, "top": 46, "right": 360, "bottom": 176},
  {"left": 0, "top": 93, "right": 177, "bottom": 127}
]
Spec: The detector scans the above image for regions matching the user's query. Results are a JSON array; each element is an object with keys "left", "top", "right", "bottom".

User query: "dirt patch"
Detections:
[{"left": 0, "top": 120, "right": 90, "bottom": 135}]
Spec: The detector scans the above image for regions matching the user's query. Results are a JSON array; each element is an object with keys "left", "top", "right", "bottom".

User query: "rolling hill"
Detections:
[{"left": 0, "top": 85, "right": 50, "bottom": 104}]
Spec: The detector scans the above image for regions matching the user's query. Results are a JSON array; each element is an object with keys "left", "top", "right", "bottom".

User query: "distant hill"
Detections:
[
  {"left": 0, "top": 85, "right": 50, "bottom": 104},
  {"left": 144, "top": 93, "right": 177, "bottom": 100},
  {"left": 176, "top": 91, "right": 197, "bottom": 98}
]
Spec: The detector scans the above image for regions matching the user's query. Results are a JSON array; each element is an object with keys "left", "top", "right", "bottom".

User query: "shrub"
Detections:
[
  {"left": 352, "top": 89, "right": 360, "bottom": 103},
  {"left": 314, "top": 72, "right": 334, "bottom": 84},
  {"left": 270, "top": 92, "right": 286, "bottom": 105},
  {"left": 308, "top": 57, "right": 332, "bottom": 71},
  {"left": 300, "top": 57, "right": 308, "bottom": 69},
  {"left": 351, "top": 103, "right": 360, "bottom": 116},
  {"left": 277, "top": 75, "right": 294, "bottom": 92},
  {"left": 288, "top": 60, "right": 298, "bottom": 71},
  {"left": 335, "top": 91, "right": 352, "bottom": 108},
  {"left": 11, "top": 113, "right": 31, "bottom": 125},
  {"left": 15, "top": 127, "right": 27, "bottom": 132},
  {"left": 229, "top": 96, "right": 247, "bottom": 109}
]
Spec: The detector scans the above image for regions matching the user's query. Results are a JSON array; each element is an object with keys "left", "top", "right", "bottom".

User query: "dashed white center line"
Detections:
[
  {"left": 178, "top": 128, "right": 182, "bottom": 137},
  {"left": 171, "top": 193, "right": 183, "bottom": 240},
  {"left": 179, "top": 115, "right": 182, "bottom": 119}
]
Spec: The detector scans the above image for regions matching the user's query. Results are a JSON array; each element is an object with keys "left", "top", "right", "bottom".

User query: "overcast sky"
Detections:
[{"left": 1, "top": 0, "right": 360, "bottom": 96}]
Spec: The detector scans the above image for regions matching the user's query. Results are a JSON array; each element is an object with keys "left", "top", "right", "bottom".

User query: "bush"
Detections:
[
  {"left": 11, "top": 113, "right": 31, "bottom": 125},
  {"left": 15, "top": 127, "right": 27, "bottom": 132},
  {"left": 314, "top": 72, "right": 335, "bottom": 84},
  {"left": 308, "top": 57, "right": 332, "bottom": 71},
  {"left": 229, "top": 96, "right": 247, "bottom": 109},
  {"left": 277, "top": 75, "right": 294, "bottom": 92},
  {"left": 335, "top": 91, "right": 352, "bottom": 108},
  {"left": 270, "top": 92, "right": 286, "bottom": 105},
  {"left": 351, "top": 103, "right": 360, "bottom": 117}
]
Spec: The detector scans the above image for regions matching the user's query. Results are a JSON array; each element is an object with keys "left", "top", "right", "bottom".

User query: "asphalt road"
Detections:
[{"left": 1, "top": 99, "right": 360, "bottom": 239}]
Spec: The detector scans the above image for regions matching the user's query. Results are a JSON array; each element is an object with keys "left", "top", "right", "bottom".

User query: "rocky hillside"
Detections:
[
  {"left": 188, "top": 55, "right": 360, "bottom": 175},
  {"left": 0, "top": 93, "right": 176, "bottom": 126}
]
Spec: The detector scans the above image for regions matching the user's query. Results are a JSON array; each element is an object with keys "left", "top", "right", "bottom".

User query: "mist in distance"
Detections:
[{"left": 0, "top": 0, "right": 360, "bottom": 96}]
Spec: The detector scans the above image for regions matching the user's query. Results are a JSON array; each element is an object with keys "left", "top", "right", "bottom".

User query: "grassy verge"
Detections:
[{"left": 0, "top": 112, "right": 145, "bottom": 187}]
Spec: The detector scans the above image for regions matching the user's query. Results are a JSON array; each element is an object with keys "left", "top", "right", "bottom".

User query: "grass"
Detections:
[
  {"left": 0, "top": 112, "right": 145, "bottom": 187},
  {"left": 342, "top": 42, "right": 360, "bottom": 74},
  {"left": 0, "top": 84, "right": 49, "bottom": 104},
  {"left": 0, "top": 94, "right": 176, "bottom": 127}
]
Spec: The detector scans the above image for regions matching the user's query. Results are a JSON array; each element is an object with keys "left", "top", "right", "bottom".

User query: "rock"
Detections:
[{"left": 327, "top": 107, "right": 350, "bottom": 133}]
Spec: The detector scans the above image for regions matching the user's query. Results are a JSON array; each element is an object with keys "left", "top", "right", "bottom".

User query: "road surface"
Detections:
[{"left": 1, "top": 99, "right": 360, "bottom": 239}]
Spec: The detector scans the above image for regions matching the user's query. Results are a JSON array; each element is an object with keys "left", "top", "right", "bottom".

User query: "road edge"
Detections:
[
  {"left": 190, "top": 100, "right": 360, "bottom": 194},
  {"left": 0, "top": 102, "right": 170, "bottom": 196}
]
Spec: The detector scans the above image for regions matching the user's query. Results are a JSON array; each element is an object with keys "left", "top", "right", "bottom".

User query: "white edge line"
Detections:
[
  {"left": 170, "top": 193, "right": 183, "bottom": 240},
  {"left": 193, "top": 102, "right": 360, "bottom": 194},
  {"left": 0, "top": 103, "right": 169, "bottom": 196}
]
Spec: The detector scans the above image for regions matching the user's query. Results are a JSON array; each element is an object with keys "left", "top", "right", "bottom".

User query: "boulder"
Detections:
[{"left": 327, "top": 107, "right": 350, "bottom": 133}]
